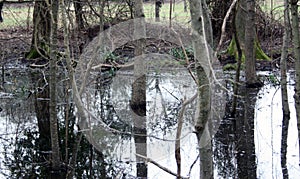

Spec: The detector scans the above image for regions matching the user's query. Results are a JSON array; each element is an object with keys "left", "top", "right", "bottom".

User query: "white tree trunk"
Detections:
[{"left": 189, "top": 0, "right": 213, "bottom": 178}]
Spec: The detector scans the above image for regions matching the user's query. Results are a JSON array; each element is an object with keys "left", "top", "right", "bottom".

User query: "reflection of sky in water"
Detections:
[
  {"left": 255, "top": 83, "right": 300, "bottom": 178},
  {"left": 2, "top": 67, "right": 300, "bottom": 178},
  {"left": 110, "top": 68, "right": 200, "bottom": 178},
  {"left": 92, "top": 69, "right": 300, "bottom": 178}
]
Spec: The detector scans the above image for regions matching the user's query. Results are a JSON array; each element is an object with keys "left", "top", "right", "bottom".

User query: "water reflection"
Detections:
[
  {"left": 1, "top": 66, "right": 300, "bottom": 178},
  {"left": 255, "top": 79, "right": 300, "bottom": 178}
]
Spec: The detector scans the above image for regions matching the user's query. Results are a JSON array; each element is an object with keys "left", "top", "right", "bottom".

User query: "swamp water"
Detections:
[{"left": 0, "top": 63, "right": 299, "bottom": 178}]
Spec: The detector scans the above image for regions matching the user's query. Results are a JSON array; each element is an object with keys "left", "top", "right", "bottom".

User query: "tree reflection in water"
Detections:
[
  {"left": 2, "top": 68, "right": 299, "bottom": 178},
  {"left": 214, "top": 84, "right": 259, "bottom": 179}
]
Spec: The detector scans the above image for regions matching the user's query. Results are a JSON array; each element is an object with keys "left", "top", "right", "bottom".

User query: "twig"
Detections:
[
  {"left": 29, "top": 62, "right": 49, "bottom": 68},
  {"left": 135, "top": 153, "right": 189, "bottom": 179},
  {"left": 172, "top": 28, "right": 198, "bottom": 85},
  {"left": 91, "top": 62, "right": 134, "bottom": 70},
  {"left": 188, "top": 154, "right": 200, "bottom": 177},
  {"left": 174, "top": 93, "right": 198, "bottom": 178},
  {"left": 215, "top": 0, "right": 238, "bottom": 54}
]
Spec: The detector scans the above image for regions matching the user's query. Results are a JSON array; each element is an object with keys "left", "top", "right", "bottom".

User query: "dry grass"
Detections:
[{"left": 0, "top": 3, "right": 33, "bottom": 29}]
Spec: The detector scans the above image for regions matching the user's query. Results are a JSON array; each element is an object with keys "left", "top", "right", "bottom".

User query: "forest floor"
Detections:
[{"left": 0, "top": 23, "right": 291, "bottom": 74}]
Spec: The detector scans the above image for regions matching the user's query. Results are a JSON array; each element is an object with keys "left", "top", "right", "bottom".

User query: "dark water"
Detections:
[{"left": 0, "top": 63, "right": 300, "bottom": 178}]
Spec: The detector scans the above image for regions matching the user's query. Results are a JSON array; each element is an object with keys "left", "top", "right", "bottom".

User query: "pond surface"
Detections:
[{"left": 0, "top": 63, "right": 300, "bottom": 178}]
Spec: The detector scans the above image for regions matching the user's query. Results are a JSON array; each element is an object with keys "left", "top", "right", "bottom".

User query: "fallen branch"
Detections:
[
  {"left": 29, "top": 62, "right": 49, "bottom": 68},
  {"left": 91, "top": 62, "right": 134, "bottom": 70},
  {"left": 135, "top": 153, "right": 189, "bottom": 179}
]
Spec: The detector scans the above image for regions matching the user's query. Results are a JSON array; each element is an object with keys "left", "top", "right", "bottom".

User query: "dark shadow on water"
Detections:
[{"left": 214, "top": 86, "right": 259, "bottom": 179}]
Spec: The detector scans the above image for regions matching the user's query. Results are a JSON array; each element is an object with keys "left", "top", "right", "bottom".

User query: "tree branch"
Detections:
[
  {"left": 215, "top": 0, "right": 238, "bottom": 54},
  {"left": 135, "top": 153, "right": 190, "bottom": 179}
]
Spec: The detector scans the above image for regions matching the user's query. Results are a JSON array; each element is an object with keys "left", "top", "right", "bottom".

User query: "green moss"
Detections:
[
  {"left": 25, "top": 43, "right": 50, "bottom": 59},
  {"left": 226, "top": 37, "right": 270, "bottom": 62},
  {"left": 223, "top": 63, "right": 238, "bottom": 71},
  {"left": 255, "top": 41, "right": 271, "bottom": 61},
  {"left": 25, "top": 48, "right": 41, "bottom": 59}
]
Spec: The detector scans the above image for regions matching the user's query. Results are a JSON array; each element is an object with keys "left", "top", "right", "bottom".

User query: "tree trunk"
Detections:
[
  {"left": 132, "top": 0, "right": 147, "bottom": 177},
  {"left": 201, "top": 0, "right": 213, "bottom": 47},
  {"left": 0, "top": 1, "right": 3, "bottom": 23},
  {"left": 244, "top": 0, "right": 258, "bottom": 86},
  {"left": 183, "top": 0, "right": 187, "bottom": 12},
  {"left": 280, "top": 0, "right": 291, "bottom": 178},
  {"left": 48, "top": 0, "right": 61, "bottom": 176},
  {"left": 27, "top": 1, "right": 51, "bottom": 58},
  {"left": 189, "top": 0, "right": 213, "bottom": 178},
  {"left": 74, "top": 0, "right": 84, "bottom": 30},
  {"left": 290, "top": 0, "right": 300, "bottom": 164},
  {"left": 155, "top": 0, "right": 162, "bottom": 22},
  {"left": 232, "top": 0, "right": 267, "bottom": 87}
]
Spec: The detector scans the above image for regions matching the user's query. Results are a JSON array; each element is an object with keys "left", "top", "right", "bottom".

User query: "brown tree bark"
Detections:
[
  {"left": 28, "top": 0, "right": 51, "bottom": 58},
  {"left": 244, "top": 0, "right": 258, "bottom": 86},
  {"left": 48, "top": 0, "right": 61, "bottom": 175}
]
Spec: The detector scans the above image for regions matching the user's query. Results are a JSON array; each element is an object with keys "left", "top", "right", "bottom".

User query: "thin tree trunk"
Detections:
[
  {"left": 201, "top": 0, "right": 213, "bottom": 47},
  {"left": 290, "top": 0, "right": 300, "bottom": 164},
  {"left": 132, "top": 0, "right": 147, "bottom": 177},
  {"left": 280, "top": 0, "right": 291, "bottom": 178},
  {"left": 169, "top": 0, "right": 172, "bottom": 27},
  {"left": 183, "top": 0, "right": 187, "bottom": 12},
  {"left": 48, "top": 0, "right": 61, "bottom": 174},
  {"left": 231, "top": 2, "right": 242, "bottom": 117},
  {"left": 155, "top": 0, "right": 162, "bottom": 22},
  {"left": 0, "top": 1, "right": 3, "bottom": 22},
  {"left": 74, "top": 0, "right": 84, "bottom": 30}
]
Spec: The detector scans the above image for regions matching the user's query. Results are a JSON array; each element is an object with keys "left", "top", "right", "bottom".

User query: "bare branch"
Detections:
[
  {"left": 215, "top": 0, "right": 238, "bottom": 54},
  {"left": 135, "top": 153, "right": 189, "bottom": 179}
]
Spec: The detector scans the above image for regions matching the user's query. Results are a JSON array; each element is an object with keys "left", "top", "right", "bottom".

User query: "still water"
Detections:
[{"left": 0, "top": 64, "right": 300, "bottom": 178}]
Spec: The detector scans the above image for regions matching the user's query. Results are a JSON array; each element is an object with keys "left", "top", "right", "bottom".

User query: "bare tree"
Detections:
[
  {"left": 47, "top": 0, "right": 61, "bottom": 176},
  {"left": 290, "top": 0, "right": 300, "bottom": 162},
  {"left": 232, "top": 0, "right": 268, "bottom": 87},
  {"left": 244, "top": 0, "right": 259, "bottom": 86},
  {"left": 189, "top": 0, "right": 214, "bottom": 178},
  {"left": 280, "top": 0, "right": 291, "bottom": 178},
  {"left": 132, "top": 0, "right": 147, "bottom": 177},
  {"left": 27, "top": 0, "right": 51, "bottom": 58}
]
